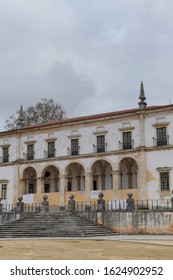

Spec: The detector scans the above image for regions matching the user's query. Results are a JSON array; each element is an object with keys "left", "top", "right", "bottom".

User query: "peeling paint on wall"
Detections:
[{"left": 146, "top": 170, "right": 156, "bottom": 182}]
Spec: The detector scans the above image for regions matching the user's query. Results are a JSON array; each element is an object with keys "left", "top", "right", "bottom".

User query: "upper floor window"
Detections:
[
  {"left": 27, "top": 144, "right": 34, "bottom": 160},
  {"left": 156, "top": 127, "right": 168, "bottom": 146},
  {"left": 1, "top": 184, "right": 7, "bottom": 199},
  {"left": 48, "top": 141, "right": 55, "bottom": 158},
  {"left": 97, "top": 135, "right": 106, "bottom": 153},
  {"left": 71, "top": 139, "right": 79, "bottom": 155},
  {"left": 160, "top": 172, "right": 170, "bottom": 191},
  {"left": 122, "top": 131, "right": 133, "bottom": 150},
  {"left": 3, "top": 147, "right": 9, "bottom": 163}
]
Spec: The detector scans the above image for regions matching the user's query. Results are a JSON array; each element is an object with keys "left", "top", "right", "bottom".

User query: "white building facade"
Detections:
[{"left": 0, "top": 84, "right": 173, "bottom": 207}]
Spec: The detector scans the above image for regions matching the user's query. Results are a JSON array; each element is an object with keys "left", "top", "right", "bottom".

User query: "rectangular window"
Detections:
[
  {"left": 68, "top": 181, "right": 72, "bottom": 192},
  {"left": 160, "top": 172, "right": 170, "bottom": 191},
  {"left": 27, "top": 144, "right": 34, "bottom": 160},
  {"left": 1, "top": 184, "right": 7, "bottom": 199},
  {"left": 48, "top": 142, "right": 55, "bottom": 158},
  {"left": 3, "top": 147, "right": 9, "bottom": 163},
  {"left": 44, "top": 184, "right": 50, "bottom": 193},
  {"left": 93, "top": 180, "right": 97, "bottom": 190},
  {"left": 71, "top": 139, "right": 79, "bottom": 155},
  {"left": 123, "top": 132, "right": 132, "bottom": 150},
  {"left": 97, "top": 135, "right": 105, "bottom": 153},
  {"left": 157, "top": 127, "right": 167, "bottom": 146},
  {"left": 28, "top": 184, "right": 34, "bottom": 194}
]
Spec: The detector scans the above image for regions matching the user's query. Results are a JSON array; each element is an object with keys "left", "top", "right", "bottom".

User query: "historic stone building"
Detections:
[{"left": 0, "top": 82, "right": 173, "bottom": 207}]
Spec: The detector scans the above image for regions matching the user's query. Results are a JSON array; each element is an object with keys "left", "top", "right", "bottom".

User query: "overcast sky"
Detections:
[{"left": 0, "top": 0, "right": 173, "bottom": 130}]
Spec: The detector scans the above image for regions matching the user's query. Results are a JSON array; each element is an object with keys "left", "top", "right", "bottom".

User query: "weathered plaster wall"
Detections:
[
  {"left": 0, "top": 212, "right": 20, "bottom": 225},
  {"left": 103, "top": 211, "right": 173, "bottom": 234},
  {"left": 80, "top": 211, "right": 173, "bottom": 234}
]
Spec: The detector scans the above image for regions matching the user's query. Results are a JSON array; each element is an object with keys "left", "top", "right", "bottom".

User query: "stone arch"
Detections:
[
  {"left": 91, "top": 159, "right": 113, "bottom": 190},
  {"left": 23, "top": 167, "right": 37, "bottom": 194},
  {"left": 119, "top": 157, "right": 137, "bottom": 189},
  {"left": 63, "top": 160, "right": 86, "bottom": 175},
  {"left": 41, "top": 165, "right": 60, "bottom": 193},
  {"left": 37, "top": 162, "right": 62, "bottom": 178},
  {"left": 65, "top": 162, "right": 85, "bottom": 192}
]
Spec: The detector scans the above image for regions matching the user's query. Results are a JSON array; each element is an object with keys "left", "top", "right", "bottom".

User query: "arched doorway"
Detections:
[
  {"left": 23, "top": 167, "right": 37, "bottom": 194},
  {"left": 119, "top": 157, "right": 137, "bottom": 189},
  {"left": 41, "top": 165, "right": 60, "bottom": 193},
  {"left": 66, "top": 162, "right": 85, "bottom": 192},
  {"left": 91, "top": 160, "right": 112, "bottom": 190}
]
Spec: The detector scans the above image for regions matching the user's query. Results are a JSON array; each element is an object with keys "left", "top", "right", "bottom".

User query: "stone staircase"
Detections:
[{"left": 0, "top": 211, "right": 117, "bottom": 238}]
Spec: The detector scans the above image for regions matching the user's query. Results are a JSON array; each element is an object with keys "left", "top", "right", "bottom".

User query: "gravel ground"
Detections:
[{"left": 0, "top": 238, "right": 173, "bottom": 260}]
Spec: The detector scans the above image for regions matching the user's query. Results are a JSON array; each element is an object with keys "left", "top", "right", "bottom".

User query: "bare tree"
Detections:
[{"left": 5, "top": 98, "right": 66, "bottom": 130}]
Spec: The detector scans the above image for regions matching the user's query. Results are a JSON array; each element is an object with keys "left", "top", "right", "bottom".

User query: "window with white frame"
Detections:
[
  {"left": 123, "top": 131, "right": 132, "bottom": 150},
  {"left": 71, "top": 138, "right": 79, "bottom": 155},
  {"left": 48, "top": 141, "right": 55, "bottom": 158},
  {"left": 27, "top": 144, "right": 34, "bottom": 160},
  {"left": 97, "top": 135, "right": 106, "bottom": 153},
  {"left": 1, "top": 184, "right": 7, "bottom": 199},
  {"left": 2, "top": 147, "right": 9, "bottom": 163},
  {"left": 160, "top": 172, "right": 170, "bottom": 191},
  {"left": 156, "top": 127, "right": 167, "bottom": 146}
]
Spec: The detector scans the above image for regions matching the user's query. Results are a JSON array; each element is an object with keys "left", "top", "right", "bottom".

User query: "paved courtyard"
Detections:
[{"left": 0, "top": 235, "right": 173, "bottom": 260}]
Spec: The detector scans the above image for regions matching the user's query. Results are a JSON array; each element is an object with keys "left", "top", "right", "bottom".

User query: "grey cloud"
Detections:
[{"left": 0, "top": 0, "right": 173, "bottom": 129}]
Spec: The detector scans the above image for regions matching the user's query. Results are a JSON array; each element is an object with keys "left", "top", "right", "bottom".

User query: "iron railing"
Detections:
[
  {"left": 0, "top": 203, "right": 41, "bottom": 213},
  {"left": 0, "top": 199, "right": 173, "bottom": 213},
  {"left": 75, "top": 199, "right": 173, "bottom": 211},
  {"left": 23, "top": 152, "right": 35, "bottom": 160},
  {"left": 153, "top": 136, "right": 169, "bottom": 147},
  {"left": 44, "top": 149, "right": 56, "bottom": 158},
  {"left": 72, "top": 199, "right": 173, "bottom": 212},
  {"left": 67, "top": 147, "right": 80, "bottom": 156},
  {"left": 93, "top": 143, "right": 107, "bottom": 153},
  {"left": 119, "top": 140, "right": 134, "bottom": 150}
]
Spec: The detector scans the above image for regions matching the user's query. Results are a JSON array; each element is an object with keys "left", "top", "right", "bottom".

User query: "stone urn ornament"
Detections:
[
  {"left": 126, "top": 193, "right": 135, "bottom": 211},
  {"left": 16, "top": 196, "right": 24, "bottom": 212},
  {"left": 41, "top": 195, "right": 49, "bottom": 212},
  {"left": 97, "top": 192, "right": 105, "bottom": 211},
  {"left": 0, "top": 198, "right": 2, "bottom": 213},
  {"left": 171, "top": 191, "right": 173, "bottom": 211},
  {"left": 68, "top": 194, "right": 76, "bottom": 212}
]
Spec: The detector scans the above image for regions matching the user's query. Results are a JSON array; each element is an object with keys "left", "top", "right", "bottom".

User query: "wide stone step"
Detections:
[{"left": 0, "top": 211, "right": 116, "bottom": 238}]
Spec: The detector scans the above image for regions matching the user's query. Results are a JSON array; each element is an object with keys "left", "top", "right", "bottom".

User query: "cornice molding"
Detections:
[
  {"left": 93, "top": 130, "right": 108, "bottom": 135},
  {"left": 152, "top": 122, "right": 170, "bottom": 127},
  {"left": 119, "top": 127, "right": 135, "bottom": 131}
]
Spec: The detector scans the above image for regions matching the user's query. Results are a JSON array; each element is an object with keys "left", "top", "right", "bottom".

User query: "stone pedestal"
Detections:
[
  {"left": 97, "top": 192, "right": 105, "bottom": 211},
  {"left": 126, "top": 193, "right": 135, "bottom": 211},
  {"left": 16, "top": 196, "right": 24, "bottom": 213},
  {"left": 171, "top": 192, "right": 173, "bottom": 211},
  {"left": 41, "top": 195, "right": 49, "bottom": 212},
  {"left": 68, "top": 194, "right": 76, "bottom": 212},
  {"left": 0, "top": 198, "right": 2, "bottom": 213}
]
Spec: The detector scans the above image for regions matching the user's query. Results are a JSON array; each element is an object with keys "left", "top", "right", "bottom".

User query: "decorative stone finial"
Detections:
[
  {"left": 126, "top": 192, "right": 135, "bottom": 211},
  {"left": 17, "top": 105, "right": 25, "bottom": 128},
  {"left": 0, "top": 197, "right": 2, "bottom": 213},
  {"left": 171, "top": 191, "right": 173, "bottom": 210},
  {"left": 41, "top": 195, "right": 49, "bottom": 212},
  {"left": 16, "top": 196, "right": 24, "bottom": 212},
  {"left": 138, "top": 81, "right": 147, "bottom": 109},
  {"left": 97, "top": 192, "right": 105, "bottom": 211},
  {"left": 68, "top": 194, "right": 76, "bottom": 212}
]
